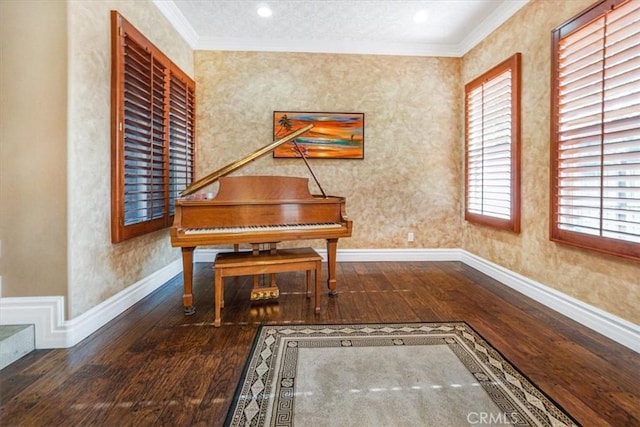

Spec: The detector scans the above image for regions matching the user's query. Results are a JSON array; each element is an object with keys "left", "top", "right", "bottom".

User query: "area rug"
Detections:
[{"left": 224, "top": 322, "right": 579, "bottom": 427}]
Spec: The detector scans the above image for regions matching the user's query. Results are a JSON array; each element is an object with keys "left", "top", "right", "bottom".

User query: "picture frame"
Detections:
[{"left": 273, "top": 111, "right": 364, "bottom": 159}]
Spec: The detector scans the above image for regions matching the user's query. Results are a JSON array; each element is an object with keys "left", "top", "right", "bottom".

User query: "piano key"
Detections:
[{"left": 183, "top": 223, "right": 343, "bottom": 234}]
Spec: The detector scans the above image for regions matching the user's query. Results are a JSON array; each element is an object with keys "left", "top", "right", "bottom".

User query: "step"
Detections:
[{"left": 0, "top": 324, "right": 35, "bottom": 370}]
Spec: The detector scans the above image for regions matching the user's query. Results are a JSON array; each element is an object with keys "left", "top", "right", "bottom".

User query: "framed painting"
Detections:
[{"left": 273, "top": 111, "right": 364, "bottom": 159}]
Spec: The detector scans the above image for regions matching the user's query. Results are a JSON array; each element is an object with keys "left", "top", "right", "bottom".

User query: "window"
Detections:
[
  {"left": 551, "top": 0, "right": 640, "bottom": 261},
  {"left": 110, "top": 11, "right": 195, "bottom": 243},
  {"left": 465, "top": 53, "right": 521, "bottom": 232}
]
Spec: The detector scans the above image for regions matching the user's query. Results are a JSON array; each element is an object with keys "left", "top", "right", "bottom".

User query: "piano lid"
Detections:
[{"left": 180, "top": 124, "right": 314, "bottom": 197}]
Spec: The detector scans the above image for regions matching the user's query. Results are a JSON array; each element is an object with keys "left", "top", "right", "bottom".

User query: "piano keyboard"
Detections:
[{"left": 184, "top": 223, "right": 343, "bottom": 234}]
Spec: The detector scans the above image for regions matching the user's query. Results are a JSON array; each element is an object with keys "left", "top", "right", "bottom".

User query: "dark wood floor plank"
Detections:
[
  {"left": 1, "top": 261, "right": 638, "bottom": 427},
  {"left": 0, "top": 278, "right": 180, "bottom": 425},
  {"left": 189, "top": 325, "right": 257, "bottom": 425},
  {"left": 0, "top": 349, "right": 53, "bottom": 402},
  {"left": 156, "top": 353, "right": 223, "bottom": 426}
]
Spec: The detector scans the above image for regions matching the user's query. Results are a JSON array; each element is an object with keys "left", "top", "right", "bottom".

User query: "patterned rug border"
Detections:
[{"left": 224, "top": 322, "right": 581, "bottom": 427}]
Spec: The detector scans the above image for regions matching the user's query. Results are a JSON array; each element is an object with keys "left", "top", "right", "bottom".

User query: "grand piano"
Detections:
[{"left": 170, "top": 124, "right": 353, "bottom": 314}]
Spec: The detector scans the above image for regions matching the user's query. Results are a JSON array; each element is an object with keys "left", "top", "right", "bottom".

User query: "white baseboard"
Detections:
[
  {"left": 0, "top": 296, "right": 67, "bottom": 349},
  {"left": 1, "top": 249, "right": 637, "bottom": 353},
  {"left": 194, "top": 247, "right": 462, "bottom": 263},
  {"left": 0, "top": 259, "right": 182, "bottom": 349},
  {"left": 459, "top": 250, "right": 640, "bottom": 353}
]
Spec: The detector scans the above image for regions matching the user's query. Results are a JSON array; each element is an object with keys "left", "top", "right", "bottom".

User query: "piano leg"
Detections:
[
  {"left": 326, "top": 238, "right": 338, "bottom": 296},
  {"left": 181, "top": 247, "right": 196, "bottom": 315}
]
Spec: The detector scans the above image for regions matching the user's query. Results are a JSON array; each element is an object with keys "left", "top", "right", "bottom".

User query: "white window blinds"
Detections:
[
  {"left": 552, "top": 0, "right": 640, "bottom": 259},
  {"left": 465, "top": 53, "right": 521, "bottom": 232}
]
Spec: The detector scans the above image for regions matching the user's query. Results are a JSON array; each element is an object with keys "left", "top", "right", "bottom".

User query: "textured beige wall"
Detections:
[
  {"left": 0, "top": 0, "right": 68, "bottom": 299},
  {"left": 461, "top": 0, "right": 640, "bottom": 324},
  {"left": 65, "top": 0, "right": 192, "bottom": 317},
  {"left": 4, "top": 0, "right": 636, "bottom": 328},
  {"left": 0, "top": 0, "right": 191, "bottom": 317},
  {"left": 195, "top": 51, "right": 462, "bottom": 250}
]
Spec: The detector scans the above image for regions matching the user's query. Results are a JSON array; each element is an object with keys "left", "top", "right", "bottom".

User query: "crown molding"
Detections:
[
  {"left": 152, "top": 0, "right": 198, "bottom": 48},
  {"left": 458, "top": 0, "right": 530, "bottom": 55},
  {"left": 194, "top": 36, "right": 461, "bottom": 57}
]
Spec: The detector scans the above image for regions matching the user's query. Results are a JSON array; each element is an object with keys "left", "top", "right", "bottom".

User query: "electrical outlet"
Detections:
[{"left": 407, "top": 232, "right": 414, "bottom": 242}]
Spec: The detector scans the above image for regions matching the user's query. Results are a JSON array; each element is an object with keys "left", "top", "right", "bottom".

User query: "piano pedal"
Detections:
[{"left": 250, "top": 286, "right": 280, "bottom": 301}]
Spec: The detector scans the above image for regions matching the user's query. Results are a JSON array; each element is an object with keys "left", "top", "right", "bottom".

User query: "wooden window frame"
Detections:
[
  {"left": 550, "top": 0, "right": 640, "bottom": 261},
  {"left": 110, "top": 11, "right": 195, "bottom": 243},
  {"left": 464, "top": 53, "right": 522, "bottom": 233}
]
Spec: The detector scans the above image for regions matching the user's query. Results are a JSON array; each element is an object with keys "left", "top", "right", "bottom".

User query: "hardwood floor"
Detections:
[{"left": 1, "top": 261, "right": 638, "bottom": 426}]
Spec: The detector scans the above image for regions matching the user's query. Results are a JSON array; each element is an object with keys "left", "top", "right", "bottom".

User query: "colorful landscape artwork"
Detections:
[{"left": 273, "top": 111, "right": 364, "bottom": 159}]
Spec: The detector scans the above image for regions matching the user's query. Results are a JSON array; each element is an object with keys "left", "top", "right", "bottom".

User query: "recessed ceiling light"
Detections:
[
  {"left": 257, "top": 4, "right": 273, "bottom": 18},
  {"left": 413, "top": 9, "right": 429, "bottom": 24}
]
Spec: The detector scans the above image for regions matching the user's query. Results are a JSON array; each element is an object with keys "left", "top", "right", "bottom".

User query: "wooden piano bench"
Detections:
[{"left": 213, "top": 247, "right": 322, "bottom": 327}]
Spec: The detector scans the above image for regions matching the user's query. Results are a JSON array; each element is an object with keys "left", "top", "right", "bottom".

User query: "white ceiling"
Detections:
[{"left": 153, "top": 0, "right": 529, "bottom": 57}]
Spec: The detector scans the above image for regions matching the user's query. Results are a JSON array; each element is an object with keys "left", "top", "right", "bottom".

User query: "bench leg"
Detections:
[
  {"left": 214, "top": 272, "right": 222, "bottom": 327},
  {"left": 315, "top": 260, "right": 321, "bottom": 314},
  {"left": 306, "top": 270, "right": 312, "bottom": 298},
  {"left": 221, "top": 279, "right": 225, "bottom": 308}
]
